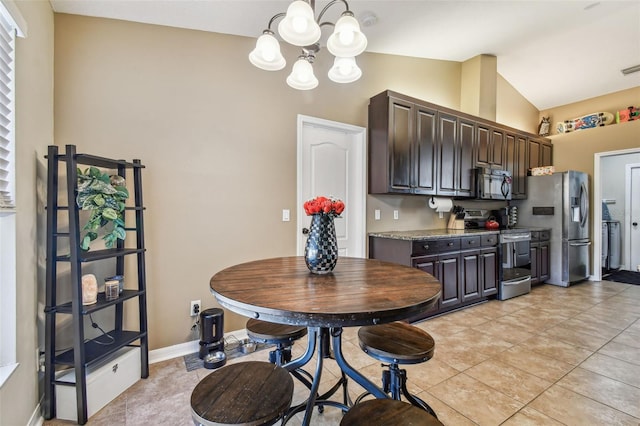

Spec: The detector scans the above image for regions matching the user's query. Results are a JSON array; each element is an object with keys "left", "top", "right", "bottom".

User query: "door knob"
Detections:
[
  {"left": 633, "top": 222, "right": 638, "bottom": 227},
  {"left": 302, "top": 228, "right": 309, "bottom": 235}
]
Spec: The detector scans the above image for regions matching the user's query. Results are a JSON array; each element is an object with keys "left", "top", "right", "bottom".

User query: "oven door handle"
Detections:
[
  {"left": 501, "top": 234, "right": 531, "bottom": 242},
  {"left": 503, "top": 276, "right": 531, "bottom": 286}
]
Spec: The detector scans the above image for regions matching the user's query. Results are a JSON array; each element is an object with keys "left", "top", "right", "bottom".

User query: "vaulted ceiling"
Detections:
[{"left": 50, "top": 0, "right": 640, "bottom": 110}]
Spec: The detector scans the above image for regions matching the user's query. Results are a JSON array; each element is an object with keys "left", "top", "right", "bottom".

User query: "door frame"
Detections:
[
  {"left": 296, "top": 114, "right": 367, "bottom": 257},
  {"left": 625, "top": 162, "right": 640, "bottom": 272},
  {"left": 593, "top": 147, "right": 640, "bottom": 280}
]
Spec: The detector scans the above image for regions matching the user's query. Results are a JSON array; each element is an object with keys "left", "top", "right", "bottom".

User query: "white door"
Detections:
[
  {"left": 627, "top": 164, "right": 640, "bottom": 271},
  {"left": 297, "top": 115, "right": 366, "bottom": 258}
]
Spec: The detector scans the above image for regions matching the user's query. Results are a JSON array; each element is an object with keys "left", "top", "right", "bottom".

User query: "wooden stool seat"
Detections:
[
  {"left": 357, "top": 322, "right": 438, "bottom": 417},
  {"left": 340, "top": 399, "right": 443, "bottom": 425},
  {"left": 246, "top": 319, "right": 307, "bottom": 344},
  {"left": 190, "top": 361, "right": 293, "bottom": 426},
  {"left": 358, "top": 321, "right": 435, "bottom": 364}
]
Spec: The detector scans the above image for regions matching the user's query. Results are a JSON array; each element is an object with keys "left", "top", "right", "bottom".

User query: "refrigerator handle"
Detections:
[
  {"left": 569, "top": 241, "right": 592, "bottom": 247},
  {"left": 579, "top": 182, "right": 589, "bottom": 228}
]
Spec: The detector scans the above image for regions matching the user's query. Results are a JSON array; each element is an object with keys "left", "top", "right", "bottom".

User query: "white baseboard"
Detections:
[
  {"left": 149, "top": 328, "right": 247, "bottom": 364},
  {"left": 29, "top": 398, "right": 44, "bottom": 426}
]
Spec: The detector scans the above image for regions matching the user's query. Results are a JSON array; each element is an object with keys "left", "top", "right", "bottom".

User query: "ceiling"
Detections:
[{"left": 49, "top": 0, "right": 640, "bottom": 110}]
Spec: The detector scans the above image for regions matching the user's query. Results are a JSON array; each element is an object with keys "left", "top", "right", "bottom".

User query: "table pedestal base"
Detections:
[{"left": 282, "top": 327, "right": 387, "bottom": 426}]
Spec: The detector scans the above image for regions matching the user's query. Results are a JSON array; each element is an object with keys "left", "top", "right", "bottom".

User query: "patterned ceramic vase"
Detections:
[{"left": 304, "top": 213, "right": 338, "bottom": 274}]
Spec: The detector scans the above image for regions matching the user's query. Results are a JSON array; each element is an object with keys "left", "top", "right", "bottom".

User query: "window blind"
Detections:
[{"left": 0, "top": 10, "right": 13, "bottom": 210}]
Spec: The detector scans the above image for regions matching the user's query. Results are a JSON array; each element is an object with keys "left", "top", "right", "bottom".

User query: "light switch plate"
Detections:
[
  {"left": 374, "top": 209, "right": 380, "bottom": 220},
  {"left": 393, "top": 210, "right": 399, "bottom": 220},
  {"left": 282, "top": 209, "right": 290, "bottom": 222}
]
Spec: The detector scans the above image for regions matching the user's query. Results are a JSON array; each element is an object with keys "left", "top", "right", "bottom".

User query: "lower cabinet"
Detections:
[
  {"left": 371, "top": 233, "right": 499, "bottom": 320},
  {"left": 530, "top": 230, "right": 551, "bottom": 285},
  {"left": 413, "top": 252, "right": 462, "bottom": 309}
]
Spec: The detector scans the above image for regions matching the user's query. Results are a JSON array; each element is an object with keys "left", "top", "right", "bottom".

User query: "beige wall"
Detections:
[
  {"left": 540, "top": 87, "right": 640, "bottom": 136},
  {"left": 52, "top": 14, "right": 544, "bottom": 348},
  {"left": 5, "top": 6, "right": 632, "bottom": 424},
  {"left": 543, "top": 87, "right": 640, "bottom": 177},
  {"left": 53, "top": 14, "right": 470, "bottom": 347},
  {"left": 0, "top": 1, "right": 54, "bottom": 425},
  {"left": 497, "top": 74, "right": 540, "bottom": 134}
]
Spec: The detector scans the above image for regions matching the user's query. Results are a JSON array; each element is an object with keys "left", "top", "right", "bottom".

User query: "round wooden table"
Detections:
[{"left": 210, "top": 256, "right": 441, "bottom": 426}]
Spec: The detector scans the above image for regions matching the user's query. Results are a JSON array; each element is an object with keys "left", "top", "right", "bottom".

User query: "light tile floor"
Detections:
[{"left": 44, "top": 280, "right": 640, "bottom": 425}]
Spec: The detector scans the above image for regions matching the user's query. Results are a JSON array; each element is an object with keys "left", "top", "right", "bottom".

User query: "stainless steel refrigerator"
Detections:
[{"left": 516, "top": 171, "right": 590, "bottom": 287}]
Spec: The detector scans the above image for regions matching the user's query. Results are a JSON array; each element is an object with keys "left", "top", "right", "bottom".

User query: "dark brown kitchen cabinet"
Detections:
[
  {"left": 475, "top": 125, "right": 505, "bottom": 168},
  {"left": 456, "top": 118, "right": 476, "bottom": 197},
  {"left": 368, "top": 90, "right": 551, "bottom": 198},
  {"left": 461, "top": 250, "right": 480, "bottom": 302},
  {"left": 481, "top": 248, "right": 499, "bottom": 296},
  {"left": 505, "top": 133, "right": 528, "bottom": 199},
  {"left": 530, "top": 230, "right": 551, "bottom": 285},
  {"left": 413, "top": 251, "right": 462, "bottom": 309},
  {"left": 435, "top": 113, "right": 475, "bottom": 197},
  {"left": 370, "top": 232, "right": 499, "bottom": 320},
  {"left": 369, "top": 92, "right": 437, "bottom": 195},
  {"left": 369, "top": 91, "right": 474, "bottom": 197},
  {"left": 461, "top": 239, "right": 498, "bottom": 302},
  {"left": 527, "top": 137, "right": 553, "bottom": 170}
]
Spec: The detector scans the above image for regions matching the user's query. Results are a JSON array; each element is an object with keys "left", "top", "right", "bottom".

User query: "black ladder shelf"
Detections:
[{"left": 43, "top": 144, "right": 149, "bottom": 424}]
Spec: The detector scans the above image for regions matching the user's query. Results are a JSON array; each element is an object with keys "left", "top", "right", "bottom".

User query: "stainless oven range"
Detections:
[
  {"left": 498, "top": 230, "right": 532, "bottom": 300},
  {"left": 463, "top": 209, "right": 532, "bottom": 300}
]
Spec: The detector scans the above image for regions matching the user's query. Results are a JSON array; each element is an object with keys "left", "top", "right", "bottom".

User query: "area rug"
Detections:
[
  {"left": 183, "top": 339, "right": 273, "bottom": 372},
  {"left": 603, "top": 269, "right": 640, "bottom": 285}
]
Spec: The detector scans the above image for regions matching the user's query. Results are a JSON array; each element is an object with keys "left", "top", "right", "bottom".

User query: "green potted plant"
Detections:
[{"left": 76, "top": 166, "right": 129, "bottom": 250}]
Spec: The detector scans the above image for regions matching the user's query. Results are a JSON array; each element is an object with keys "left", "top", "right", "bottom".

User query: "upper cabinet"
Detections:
[
  {"left": 368, "top": 90, "right": 552, "bottom": 199},
  {"left": 369, "top": 91, "right": 475, "bottom": 197},
  {"left": 504, "top": 133, "right": 528, "bottom": 199},
  {"left": 527, "top": 137, "right": 553, "bottom": 170},
  {"left": 369, "top": 93, "right": 437, "bottom": 194},
  {"left": 475, "top": 125, "right": 504, "bottom": 168}
]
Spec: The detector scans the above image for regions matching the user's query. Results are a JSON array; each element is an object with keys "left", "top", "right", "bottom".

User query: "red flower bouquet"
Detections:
[{"left": 303, "top": 196, "right": 345, "bottom": 216}]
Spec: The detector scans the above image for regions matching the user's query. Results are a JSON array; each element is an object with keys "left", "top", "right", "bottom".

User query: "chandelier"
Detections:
[{"left": 249, "top": 0, "right": 368, "bottom": 90}]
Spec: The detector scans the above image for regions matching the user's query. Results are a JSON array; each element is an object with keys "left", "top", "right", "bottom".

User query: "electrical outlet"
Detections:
[
  {"left": 190, "top": 300, "right": 201, "bottom": 317},
  {"left": 374, "top": 209, "right": 381, "bottom": 220},
  {"left": 393, "top": 210, "right": 399, "bottom": 220}
]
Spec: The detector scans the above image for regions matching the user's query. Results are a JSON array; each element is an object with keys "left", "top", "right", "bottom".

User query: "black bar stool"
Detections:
[
  {"left": 246, "top": 318, "right": 307, "bottom": 365},
  {"left": 340, "top": 399, "right": 443, "bottom": 425},
  {"left": 190, "top": 361, "right": 293, "bottom": 426},
  {"left": 357, "top": 321, "right": 437, "bottom": 417}
]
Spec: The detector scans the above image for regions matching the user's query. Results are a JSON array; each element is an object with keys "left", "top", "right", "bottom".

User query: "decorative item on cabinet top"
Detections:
[{"left": 76, "top": 166, "right": 129, "bottom": 251}]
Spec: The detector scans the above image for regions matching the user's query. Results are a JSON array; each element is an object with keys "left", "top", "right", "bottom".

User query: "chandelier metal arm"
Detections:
[
  {"left": 317, "top": 0, "right": 351, "bottom": 23},
  {"left": 266, "top": 12, "right": 286, "bottom": 31}
]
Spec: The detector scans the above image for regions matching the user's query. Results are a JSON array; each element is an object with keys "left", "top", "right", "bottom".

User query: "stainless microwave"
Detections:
[{"left": 476, "top": 167, "right": 512, "bottom": 200}]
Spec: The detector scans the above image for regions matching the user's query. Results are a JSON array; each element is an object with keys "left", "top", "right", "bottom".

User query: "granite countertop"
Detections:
[{"left": 368, "top": 228, "right": 499, "bottom": 241}]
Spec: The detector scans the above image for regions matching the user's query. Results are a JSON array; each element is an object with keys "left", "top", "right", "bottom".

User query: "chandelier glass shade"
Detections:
[
  {"left": 248, "top": 0, "right": 367, "bottom": 90},
  {"left": 328, "top": 56, "right": 361, "bottom": 83},
  {"left": 287, "top": 56, "right": 319, "bottom": 90},
  {"left": 248, "top": 31, "right": 286, "bottom": 71},
  {"left": 278, "top": 1, "right": 322, "bottom": 46}
]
